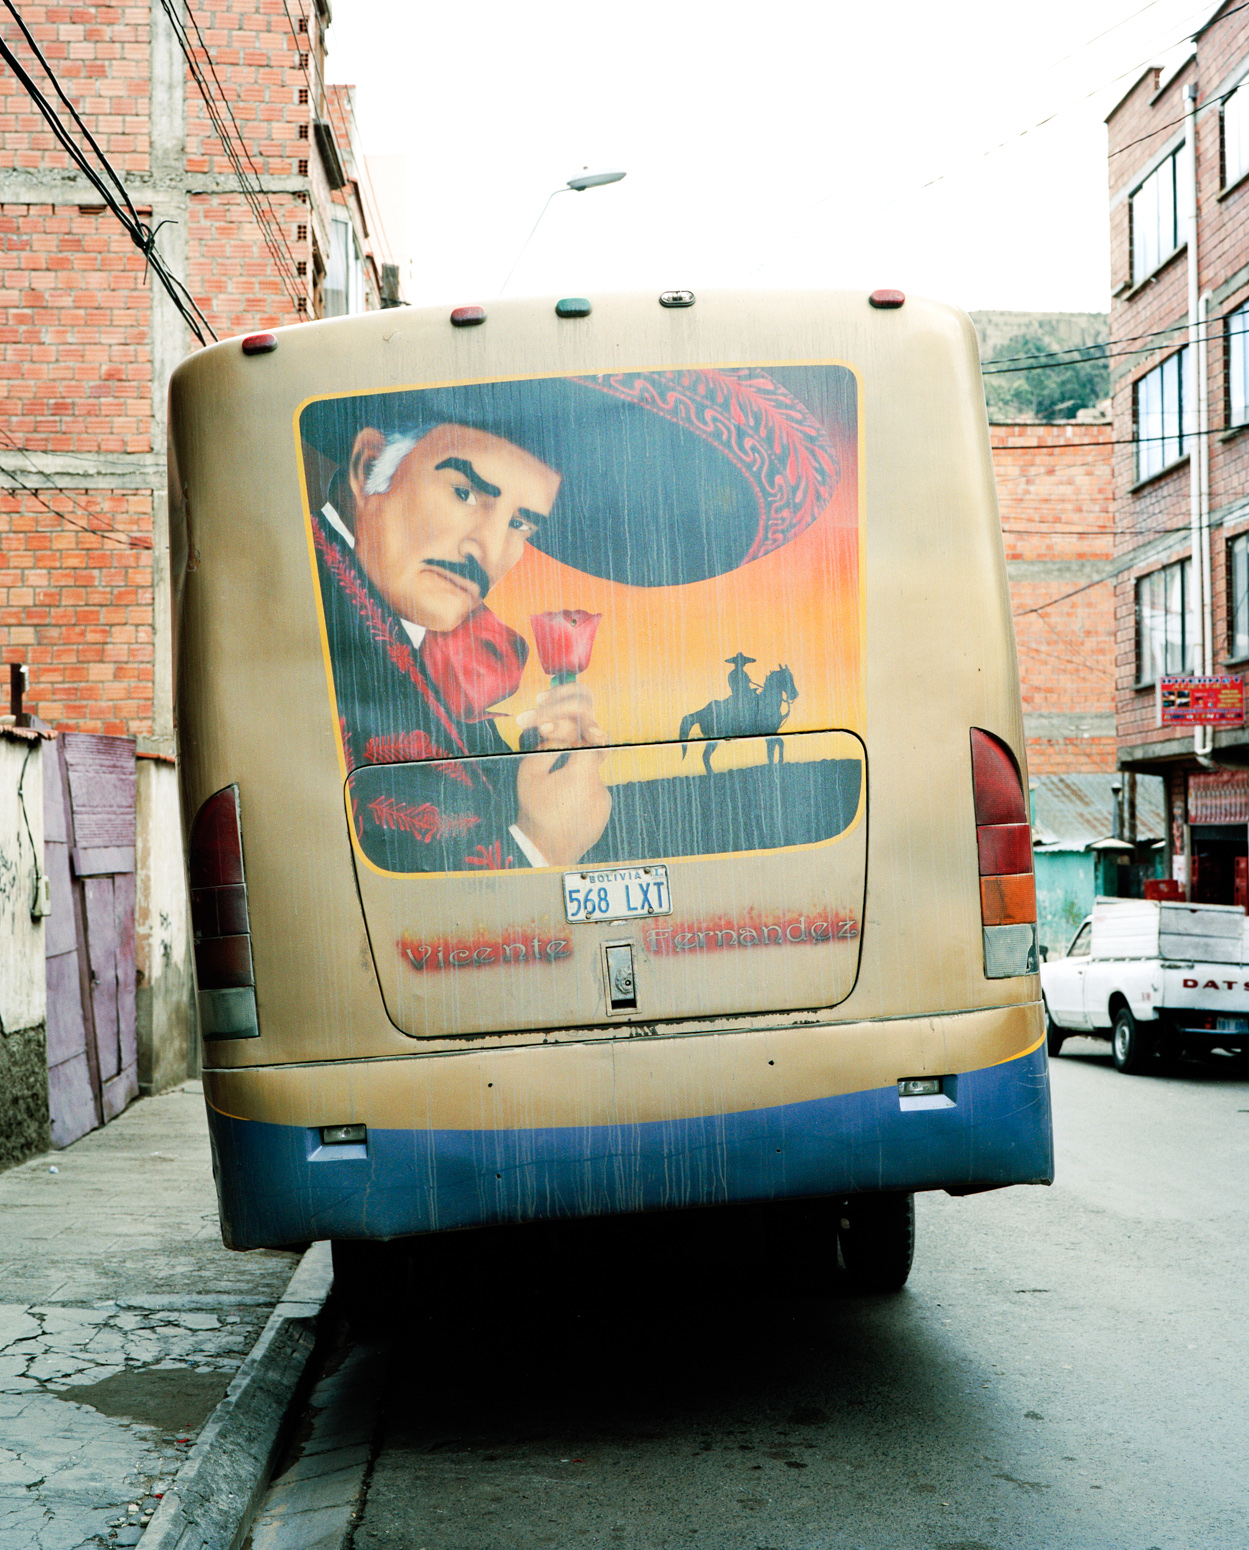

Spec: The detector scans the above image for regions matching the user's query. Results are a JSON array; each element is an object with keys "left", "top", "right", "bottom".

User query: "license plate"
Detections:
[
  {"left": 1216, "top": 1016, "right": 1248, "bottom": 1032},
  {"left": 563, "top": 865, "right": 671, "bottom": 924}
]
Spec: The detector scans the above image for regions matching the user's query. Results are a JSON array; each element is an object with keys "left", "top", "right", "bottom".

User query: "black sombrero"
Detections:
[{"left": 299, "top": 368, "right": 841, "bottom": 590}]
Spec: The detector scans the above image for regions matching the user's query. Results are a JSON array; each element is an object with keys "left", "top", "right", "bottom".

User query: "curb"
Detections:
[{"left": 140, "top": 1241, "right": 334, "bottom": 1550}]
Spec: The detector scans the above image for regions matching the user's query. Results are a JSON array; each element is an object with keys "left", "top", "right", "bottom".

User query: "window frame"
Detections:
[
  {"left": 1223, "top": 80, "right": 1249, "bottom": 190},
  {"left": 1133, "top": 346, "right": 1192, "bottom": 483},
  {"left": 1229, "top": 532, "right": 1249, "bottom": 663},
  {"left": 1129, "top": 143, "right": 1188, "bottom": 283},
  {"left": 1135, "top": 556, "right": 1196, "bottom": 687},
  {"left": 1228, "top": 300, "right": 1249, "bottom": 431}
]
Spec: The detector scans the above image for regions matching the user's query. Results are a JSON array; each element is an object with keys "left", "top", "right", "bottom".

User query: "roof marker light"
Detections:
[
  {"left": 450, "top": 305, "right": 486, "bottom": 327},
  {"left": 869, "top": 289, "right": 905, "bottom": 309},
  {"left": 659, "top": 290, "right": 695, "bottom": 308},
  {"left": 241, "top": 332, "right": 277, "bottom": 354},
  {"left": 555, "top": 297, "right": 592, "bottom": 318}
]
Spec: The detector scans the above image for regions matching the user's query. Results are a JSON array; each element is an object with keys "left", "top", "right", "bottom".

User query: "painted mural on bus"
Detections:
[{"left": 297, "top": 364, "right": 863, "bottom": 877}]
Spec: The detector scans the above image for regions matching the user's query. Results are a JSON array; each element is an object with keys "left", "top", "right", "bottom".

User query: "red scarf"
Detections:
[{"left": 420, "top": 605, "right": 529, "bottom": 723}]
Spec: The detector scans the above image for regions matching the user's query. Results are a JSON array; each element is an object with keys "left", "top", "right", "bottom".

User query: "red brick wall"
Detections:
[
  {"left": 0, "top": 4, "right": 151, "bottom": 176},
  {"left": 991, "top": 422, "right": 1115, "bottom": 775},
  {"left": 1108, "top": 1, "right": 1249, "bottom": 762},
  {"left": 1, "top": 207, "right": 154, "bottom": 455},
  {"left": 0, "top": 489, "right": 152, "bottom": 734},
  {"left": 0, "top": 2, "right": 313, "bottom": 734}
]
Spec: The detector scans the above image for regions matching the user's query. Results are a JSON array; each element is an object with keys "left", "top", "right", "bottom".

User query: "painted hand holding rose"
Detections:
[{"left": 514, "top": 611, "right": 611, "bottom": 865}]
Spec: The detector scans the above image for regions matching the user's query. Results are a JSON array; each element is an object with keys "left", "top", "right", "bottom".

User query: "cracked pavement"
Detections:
[{"left": 0, "top": 1082, "right": 300, "bottom": 1549}]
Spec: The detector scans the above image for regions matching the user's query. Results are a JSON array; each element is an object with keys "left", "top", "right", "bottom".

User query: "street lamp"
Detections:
[{"left": 499, "top": 169, "right": 626, "bottom": 294}]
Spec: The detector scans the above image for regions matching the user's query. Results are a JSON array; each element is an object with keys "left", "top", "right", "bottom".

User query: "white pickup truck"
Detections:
[{"left": 1040, "top": 897, "right": 1249, "bottom": 1073}]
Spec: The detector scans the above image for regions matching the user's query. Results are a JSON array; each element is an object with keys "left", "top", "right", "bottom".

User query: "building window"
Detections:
[
  {"left": 1136, "top": 558, "right": 1195, "bottom": 684},
  {"left": 1134, "top": 347, "right": 1192, "bottom": 481},
  {"left": 1130, "top": 143, "right": 1189, "bottom": 281},
  {"left": 1225, "top": 81, "right": 1249, "bottom": 187},
  {"left": 1229, "top": 301, "right": 1249, "bottom": 429},
  {"left": 324, "top": 217, "right": 366, "bottom": 317},
  {"left": 1230, "top": 534, "right": 1249, "bottom": 660}
]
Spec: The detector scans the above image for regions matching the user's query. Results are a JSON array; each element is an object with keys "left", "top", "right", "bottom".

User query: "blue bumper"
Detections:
[{"left": 207, "top": 1044, "right": 1053, "bottom": 1249}]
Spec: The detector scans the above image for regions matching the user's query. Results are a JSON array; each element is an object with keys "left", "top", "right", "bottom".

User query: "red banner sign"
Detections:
[{"left": 1158, "top": 675, "right": 1245, "bottom": 726}]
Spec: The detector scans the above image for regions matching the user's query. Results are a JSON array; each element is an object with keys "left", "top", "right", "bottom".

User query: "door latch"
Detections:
[{"left": 604, "top": 944, "right": 637, "bottom": 1012}]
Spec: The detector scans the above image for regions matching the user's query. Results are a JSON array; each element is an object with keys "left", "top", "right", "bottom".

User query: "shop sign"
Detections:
[{"left": 1158, "top": 675, "right": 1245, "bottom": 726}]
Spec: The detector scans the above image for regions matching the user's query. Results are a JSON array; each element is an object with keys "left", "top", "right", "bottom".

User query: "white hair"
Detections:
[{"left": 363, "top": 431, "right": 423, "bottom": 495}]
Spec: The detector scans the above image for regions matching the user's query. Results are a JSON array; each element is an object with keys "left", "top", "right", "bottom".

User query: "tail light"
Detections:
[
  {"left": 971, "top": 730, "right": 1038, "bottom": 979},
  {"left": 188, "top": 785, "right": 259, "bottom": 1039}
]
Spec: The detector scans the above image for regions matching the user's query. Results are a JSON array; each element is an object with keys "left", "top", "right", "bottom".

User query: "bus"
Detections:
[{"left": 169, "top": 288, "right": 1053, "bottom": 1295}]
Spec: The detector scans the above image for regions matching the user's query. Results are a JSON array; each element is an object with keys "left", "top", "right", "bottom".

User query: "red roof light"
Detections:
[
  {"left": 241, "top": 332, "right": 277, "bottom": 354},
  {"left": 869, "top": 289, "right": 905, "bottom": 309}
]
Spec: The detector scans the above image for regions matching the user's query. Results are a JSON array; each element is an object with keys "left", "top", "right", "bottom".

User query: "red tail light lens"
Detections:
[
  {"left": 971, "top": 730, "right": 1035, "bottom": 929},
  {"left": 188, "top": 786, "right": 259, "bottom": 1038},
  {"left": 971, "top": 730, "right": 1028, "bottom": 826}
]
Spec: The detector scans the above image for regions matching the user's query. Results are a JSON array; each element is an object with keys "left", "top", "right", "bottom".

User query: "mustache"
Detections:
[{"left": 424, "top": 556, "right": 490, "bottom": 601}]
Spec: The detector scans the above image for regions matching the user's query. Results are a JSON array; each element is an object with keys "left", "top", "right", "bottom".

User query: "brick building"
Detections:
[
  {"left": 1107, "top": 0, "right": 1249, "bottom": 905},
  {"left": 990, "top": 419, "right": 1115, "bottom": 776},
  {"left": 0, "top": 0, "right": 402, "bottom": 1101}
]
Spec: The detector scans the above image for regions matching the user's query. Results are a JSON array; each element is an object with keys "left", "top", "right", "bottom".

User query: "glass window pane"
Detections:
[
  {"left": 1165, "top": 561, "right": 1183, "bottom": 673},
  {"left": 1230, "top": 304, "right": 1249, "bottom": 427},
  {"left": 324, "top": 219, "right": 349, "bottom": 318},
  {"left": 1172, "top": 142, "right": 1189, "bottom": 235},
  {"left": 1133, "top": 168, "right": 1159, "bottom": 279},
  {"left": 1232, "top": 536, "right": 1249, "bottom": 659},
  {"left": 1183, "top": 558, "right": 1196, "bottom": 672},
  {"left": 1227, "top": 86, "right": 1248, "bottom": 188},
  {"left": 1180, "top": 345, "right": 1195, "bottom": 454},
  {"left": 1138, "top": 366, "right": 1162, "bottom": 479}
]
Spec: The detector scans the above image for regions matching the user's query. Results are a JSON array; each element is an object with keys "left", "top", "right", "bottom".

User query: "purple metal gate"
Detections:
[{"left": 43, "top": 732, "right": 138, "bottom": 1144}]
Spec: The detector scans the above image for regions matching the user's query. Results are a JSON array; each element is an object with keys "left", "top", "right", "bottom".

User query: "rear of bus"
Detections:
[{"left": 170, "top": 290, "right": 1053, "bottom": 1268}]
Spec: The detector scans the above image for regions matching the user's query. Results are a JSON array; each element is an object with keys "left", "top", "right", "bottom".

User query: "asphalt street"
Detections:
[{"left": 263, "top": 1041, "right": 1249, "bottom": 1550}]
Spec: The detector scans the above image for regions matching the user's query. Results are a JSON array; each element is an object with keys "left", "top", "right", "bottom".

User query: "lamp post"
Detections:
[{"left": 499, "top": 169, "right": 626, "bottom": 294}]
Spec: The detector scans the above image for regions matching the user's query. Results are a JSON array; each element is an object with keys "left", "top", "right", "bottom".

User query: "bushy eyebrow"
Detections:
[
  {"left": 515, "top": 508, "right": 544, "bottom": 528},
  {"left": 434, "top": 457, "right": 501, "bottom": 498}
]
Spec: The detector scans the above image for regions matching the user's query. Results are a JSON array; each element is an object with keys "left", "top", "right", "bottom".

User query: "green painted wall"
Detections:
[{"left": 1035, "top": 851, "right": 1094, "bottom": 959}]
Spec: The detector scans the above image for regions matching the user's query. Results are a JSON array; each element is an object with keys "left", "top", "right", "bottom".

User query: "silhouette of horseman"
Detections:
[{"left": 679, "top": 654, "right": 799, "bottom": 774}]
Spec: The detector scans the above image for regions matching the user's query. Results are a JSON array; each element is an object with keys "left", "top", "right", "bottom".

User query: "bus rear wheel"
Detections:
[
  {"left": 837, "top": 1193, "right": 915, "bottom": 1293},
  {"left": 1112, "top": 1006, "right": 1154, "bottom": 1075}
]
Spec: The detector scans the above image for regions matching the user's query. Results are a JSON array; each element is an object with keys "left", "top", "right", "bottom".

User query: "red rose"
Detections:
[
  {"left": 421, "top": 606, "right": 529, "bottom": 722},
  {"left": 530, "top": 610, "right": 602, "bottom": 678}
]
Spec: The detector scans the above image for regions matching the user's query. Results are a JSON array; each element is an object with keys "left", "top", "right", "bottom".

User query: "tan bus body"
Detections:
[{"left": 169, "top": 289, "right": 1052, "bottom": 1251}]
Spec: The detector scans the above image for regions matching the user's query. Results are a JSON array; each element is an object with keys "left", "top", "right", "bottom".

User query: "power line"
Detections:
[
  {"left": 0, "top": 447, "right": 153, "bottom": 551},
  {"left": 0, "top": 0, "right": 215, "bottom": 344},
  {"left": 0, "top": 427, "right": 155, "bottom": 537},
  {"left": 156, "top": 0, "right": 305, "bottom": 313}
]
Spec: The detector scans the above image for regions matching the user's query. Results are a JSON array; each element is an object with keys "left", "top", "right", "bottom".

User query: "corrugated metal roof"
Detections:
[{"left": 1030, "top": 772, "right": 1166, "bottom": 851}]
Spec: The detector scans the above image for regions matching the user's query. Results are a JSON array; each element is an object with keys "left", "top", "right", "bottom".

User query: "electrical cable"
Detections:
[
  {"left": 0, "top": 461, "right": 152, "bottom": 549},
  {"left": 0, "top": 6, "right": 215, "bottom": 343},
  {"left": 173, "top": 0, "right": 305, "bottom": 297},
  {"left": 0, "top": 427, "right": 153, "bottom": 543},
  {"left": 16, "top": 743, "right": 45, "bottom": 906},
  {"left": 156, "top": 0, "right": 305, "bottom": 312}
]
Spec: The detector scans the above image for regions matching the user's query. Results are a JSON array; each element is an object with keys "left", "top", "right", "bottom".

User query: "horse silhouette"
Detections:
[{"left": 679, "top": 665, "right": 798, "bottom": 774}]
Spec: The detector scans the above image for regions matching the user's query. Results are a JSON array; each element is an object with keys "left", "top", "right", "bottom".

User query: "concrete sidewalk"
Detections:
[{"left": 0, "top": 1082, "right": 307, "bottom": 1550}]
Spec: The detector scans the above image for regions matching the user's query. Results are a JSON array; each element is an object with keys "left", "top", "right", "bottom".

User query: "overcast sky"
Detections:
[{"left": 327, "top": 0, "right": 1215, "bottom": 315}]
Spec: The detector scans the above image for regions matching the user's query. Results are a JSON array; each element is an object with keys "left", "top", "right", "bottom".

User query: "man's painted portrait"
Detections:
[{"left": 297, "top": 364, "right": 863, "bottom": 876}]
